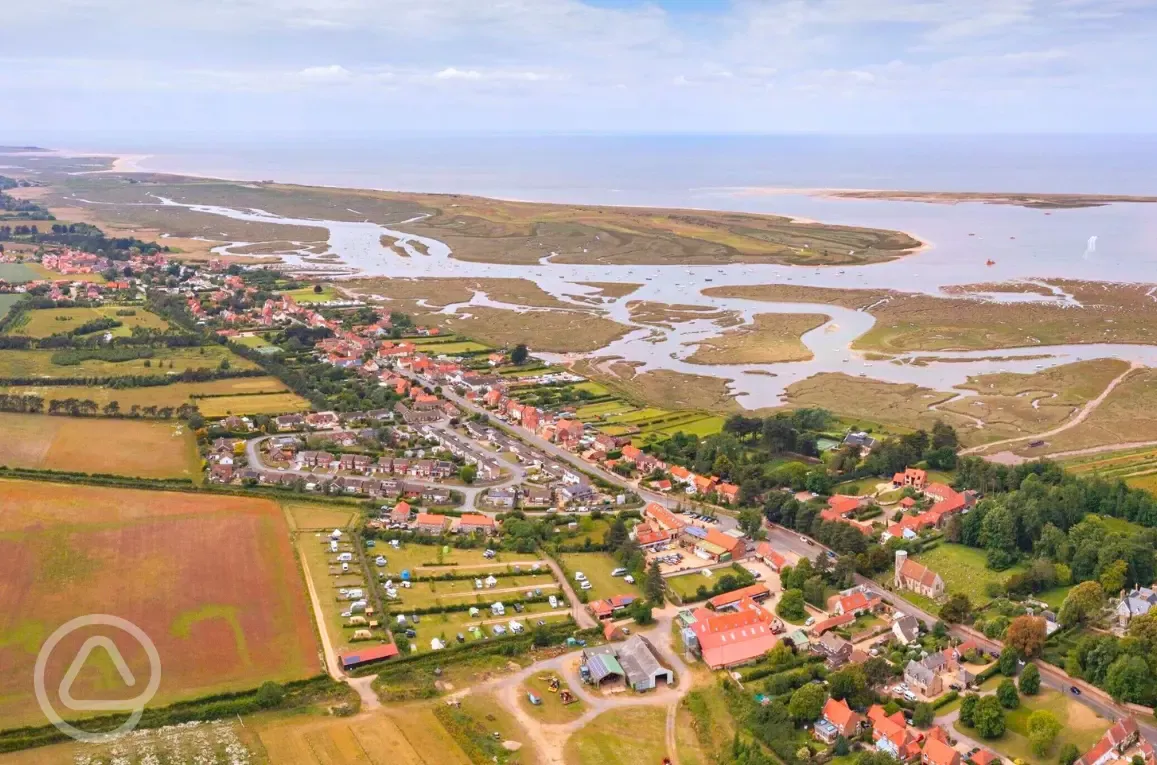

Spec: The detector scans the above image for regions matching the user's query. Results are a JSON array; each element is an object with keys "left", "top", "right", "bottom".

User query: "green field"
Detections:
[
  {"left": 989, "top": 687, "right": 1109, "bottom": 762},
  {"left": 233, "top": 333, "right": 276, "bottom": 349},
  {"left": 281, "top": 286, "right": 339, "bottom": 303},
  {"left": 379, "top": 542, "right": 543, "bottom": 574},
  {"left": 388, "top": 574, "right": 559, "bottom": 609},
  {"left": 411, "top": 341, "right": 490, "bottom": 354},
  {"left": 0, "top": 345, "right": 255, "bottom": 379},
  {"left": 559, "top": 552, "right": 642, "bottom": 601},
  {"left": 665, "top": 570, "right": 721, "bottom": 601},
  {"left": 8, "top": 305, "right": 169, "bottom": 338},
  {"left": 564, "top": 707, "right": 671, "bottom": 765},
  {"left": 0, "top": 293, "right": 23, "bottom": 320},
  {"left": 0, "top": 263, "right": 39, "bottom": 283},
  {"left": 1065, "top": 446, "right": 1157, "bottom": 495},
  {"left": 907, "top": 544, "right": 1024, "bottom": 606}
]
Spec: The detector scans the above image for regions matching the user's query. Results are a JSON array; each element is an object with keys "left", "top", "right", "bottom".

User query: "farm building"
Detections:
[
  {"left": 707, "top": 583, "right": 771, "bottom": 611},
  {"left": 684, "top": 598, "right": 780, "bottom": 669},
  {"left": 339, "top": 643, "right": 399, "bottom": 670},
  {"left": 582, "top": 636, "right": 672, "bottom": 692}
]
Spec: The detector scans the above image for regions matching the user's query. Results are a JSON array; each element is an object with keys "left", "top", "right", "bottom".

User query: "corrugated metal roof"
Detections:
[
  {"left": 586, "top": 653, "right": 624, "bottom": 683},
  {"left": 683, "top": 525, "right": 708, "bottom": 539}
]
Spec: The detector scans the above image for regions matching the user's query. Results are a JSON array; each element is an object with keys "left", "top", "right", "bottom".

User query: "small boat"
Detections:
[
  {"left": 968, "top": 233, "right": 975, "bottom": 236},
  {"left": 986, "top": 259, "right": 996, "bottom": 266}
]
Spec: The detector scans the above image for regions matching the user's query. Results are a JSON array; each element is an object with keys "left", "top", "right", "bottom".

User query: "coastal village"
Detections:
[{"left": 4, "top": 197, "right": 1157, "bottom": 765}]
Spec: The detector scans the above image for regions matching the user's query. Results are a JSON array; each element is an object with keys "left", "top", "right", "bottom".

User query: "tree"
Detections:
[
  {"left": 1059, "top": 581, "right": 1105, "bottom": 627},
  {"left": 738, "top": 508, "right": 763, "bottom": 537},
  {"left": 828, "top": 665, "right": 867, "bottom": 703},
  {"left": 912, "top": 702, "right": 934, "bottom": 727},
  {"left": 1100, "top": 559, "right": 1129, "bottom": 595},
  {"left": 787, "top": 683, "right": 827, "bottom": 724},
  {"left": 939, "top": 593, "right": 972, "bottom": 624},
  {"left": 605, "top": 517, "right": 629, "bottom": 551},
  {"left": 1028, "top": 709, "right": 1062, "bottom": 757},
  {"left": 312, "top": 284, "right": 323, "bottom": 294},
  {"left": 459, "top": 464, "right": 477, "bottom": 484},
  {"left": 1060, "top": 743, "right": 1082, "bottom": 765},
  {"left": 973, "top": 695, "right": 1006, "bottom": 738},
  {"left": 999, "top": 646, "right": 1020, "bottom": 676},
  {"left": 1006, "top": 616, "right": 1047, "bottom": 658},
  {"left": 997, "top": 678, "right": 1020, "bottom": 709},
  {"left": 776, "top": 589, "right": 807, "bottom": 622},
  {"left": 630, "top": 600, "right": 655, "bottom": 625},
  {"left": 644, "top": 560, "right": 665, "bottom": 603},
  {"left": 863, "top": 656, "right": 893, "bottom": 688},
  {"left": 510, "top": 344, "right": 529, "bottom": 364},
  {"left": 959, "top": 693, "right": 979, "bottom": 726},
  {"left": 833, "top": 735, "right": 850, "bottom": 756},
  {"left": 1019, "top": 662, "right": 1041, "bottom": 695},
  {"left": 1105, "top": 655, "right": 1153, "bottom": 704},
  {"left": 255, "top": 681, "right": 285, "bottom": 709}
]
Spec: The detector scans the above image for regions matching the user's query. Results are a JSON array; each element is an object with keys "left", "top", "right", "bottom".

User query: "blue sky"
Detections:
[{"left": 2, "top": 0, "right": 1155, "bottom": 137}]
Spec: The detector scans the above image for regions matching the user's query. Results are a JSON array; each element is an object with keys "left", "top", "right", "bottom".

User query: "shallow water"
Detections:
[{"left": 137, "top": 194, "right": 1157, "bottom": 410}]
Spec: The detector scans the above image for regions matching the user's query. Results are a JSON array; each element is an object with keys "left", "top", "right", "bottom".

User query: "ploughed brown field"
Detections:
[{"left": 0, "top": 480, "right": 319, "bottom": 729}]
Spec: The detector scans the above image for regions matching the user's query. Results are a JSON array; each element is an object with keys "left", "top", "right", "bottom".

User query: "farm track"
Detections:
[{"left": 963, "top": 361, "right": 1142, "bottom": 456}]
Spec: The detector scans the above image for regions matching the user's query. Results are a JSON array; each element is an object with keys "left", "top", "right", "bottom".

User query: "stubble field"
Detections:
[
  {"left": 0, "top": 412, "right": 198, "bottom": 478},
  {"left": 0, "top": 480, "right": 319, "bottom": 729}
]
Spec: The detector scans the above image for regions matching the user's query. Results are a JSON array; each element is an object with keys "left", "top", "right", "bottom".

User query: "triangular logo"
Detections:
[{"left": 57, "top": 636, "right": 138, "bottom": 712}]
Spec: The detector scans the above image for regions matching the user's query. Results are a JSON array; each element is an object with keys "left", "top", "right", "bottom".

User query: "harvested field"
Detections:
[
  {"left": 253, "top": 706, "right": 474, "bottom": 765},
  {"left": 442, "top": 307, "right": 631, "bottom": 354},
  {"left": 564, "top": 707, "right": 670, "bottom": 765},
  {"left": 1, "top": 375, "right": 293, "bottom": 411},
  {"left": 0, "top": 480, "right": 319, "bottom": 728},
  {"left": 283, "top": 500, "right": 361, "bottom": 531},
  {"left": 0, "top": 345, "right": 255, "bottom": 379},
  {"left": 686, "top": 312, "right": 828, "bottom": 365},
  {"left": 7, "top": 305, "right": 170, "bottom": 338},
  {"left": 1065, "top": 447, "right": 1157, "bottom": 494},
  {"left": 705, "top": 280, "right": 1157, "bottom": 352},
  {"left": 0, "top": 412, "right": 198, "bottom": 479},
  {"left": 197, "top": 391, "right": 311, "bottom": 417}
]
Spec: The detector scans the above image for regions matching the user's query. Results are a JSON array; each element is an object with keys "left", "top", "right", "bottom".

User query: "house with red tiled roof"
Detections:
[
  {"left": 810, "top": 613, "right": 855, "bottom": 635},
  {"left": 717, "top": 482, "right": 741, "bottom": 505},
  {"left": 894, "top": 550, "right": 944, "bottom": 599},
  {"left": 1075, "top": 717, "right": 1145, "bottom": 765},
  {"left": 644, "top": 502, "right": 687, "bottom": 532},
  {"left": 922, "top": 735, "right": 961, "bottom": 765},
  {"left": 692, "top": 474, "right": 718, "bottom": 496},
  {"left": 587, "top": 594, "right": 637, "bottom": 621},
  {"left": 687, "top": 599, "right": 780, "bottom": 669},
  {"left": 456, "top": 514, "right": 497, "bottom": 535},
  {"left": 893, "top": 467, "right": 927, "bottom": 490},
  {"left": 634, "top": 527, "right": 672, "bottom": 549},
  {"left": 755, "top": 542, "right": 787, "bottom": 571},
  {"left": 669, "top": 465, "right": 693, "bottom": 485},
  {"left": 868, "top": 704, "right": 922, "bottom": 761},
  {"left": 708, "top": 583, "right": 771, "bottom": 611},
  {"left": 690, "top": 528, "right": 745, "bottom": 562},
  {"left": 414, "top": 513, "right": 448, "bottom": 534},
  {"left": 822, "top": 494, "right": 867, "bottom": 522},
  {"left": 833, "top": 589, "right": 882, "bottom": 616},
  {"left": 815, "top": 697, "right": 865, "bottom": 744},
  {"left": 967, "top": 749, "right": 1001, "bottom": 765}
]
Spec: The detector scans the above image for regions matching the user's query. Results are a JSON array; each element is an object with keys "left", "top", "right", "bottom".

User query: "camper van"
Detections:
[
  {"left": 341, "top": 562, "right": 349, "bottom": 573},
  {"left": 574, "top": 572, "right": 587, "bottom": 582},
  {"left": 345, "top": 589, "right": 364, "bottom": 600},
  {"left": 329, "top": 540, "right": 339, "bottom": 553},
  {"left": 375, "top": 556, "right": 387, "bottom": 567},
  {"left": 337, "top": 552, "right": 353, "bottom": 562},
  {"left": 352, "top": 629, "right": 373, "bottom": 641},
  {"left": 611, "top": 568, "right": 628, "bottom": 577},
  {"left": 548, "top": 595, "right": 558, "bottom": 609}
]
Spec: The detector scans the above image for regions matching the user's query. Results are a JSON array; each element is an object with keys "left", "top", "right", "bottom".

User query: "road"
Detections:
[
  {"left": 763, "top": 523, "right": 1157, "bottom": 744},
  {"left": 407, "top": 371, "right": 740, "bottom": 533},
  {"left": 244, "top": 431, "right": 521, "bottom": 508},
  {"left": 962, "top": 360, "right": 1141, "bottom": 456}
]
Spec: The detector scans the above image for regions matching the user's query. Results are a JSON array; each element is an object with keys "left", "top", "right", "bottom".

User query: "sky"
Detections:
[{"left": 2, "top": 0, "right": 1155, "bottom": 138}]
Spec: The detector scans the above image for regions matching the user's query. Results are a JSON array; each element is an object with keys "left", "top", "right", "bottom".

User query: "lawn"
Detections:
[
  {"left": 666, "top": 570, "right": 723, "bottom": 602},
  {"left": 0, "top": 479, "right": 319, "bottom": 728},
  {"left": 0, "top": 345, "right": 255, "bottom": 379},
  {"left": 0, "top": 412, "right": 199, "bottom": 479},
  {"left": 391, "top": 574, "right": 560, "bottom": 609},
  {"left": 9, "top": 305, "right": 169, "bottom": 338},
  {"left": 411, "top": 341, "right": 491, "bottom": 354},
  {"left": 520, "top": 671, "right": 586, "bottom": 724},
  {"left": 911, "top": 543, "right": 1025, "bottom": 606},
  {"left": 403, "top": 605, "right": 572, "bottom": 653},
  {"left": 564, "top": 707, "right": 669, "bottom": 765},
  {"left": 281, "top": 285, "right": 340, "bottom": 303},
  {"left": 984, "top": 687, "right": 1110, "bottom": 762},
  {"left": 832, "top": 476, "right": 883, "bottom": 495},
  {"left": 559, "top": 552, "right": 642, "bottom": 601},
  {"left": 232, "top": 333, "right": 277, "bottom": 349}
]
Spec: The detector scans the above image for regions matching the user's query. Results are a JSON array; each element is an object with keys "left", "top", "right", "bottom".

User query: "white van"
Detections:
[
  {"left": 611, "top": 568, "right": 628, "bottom": 577},
  {"left": 624, "top": 575, "right": 635, "bottom": 585},
  {"left": 337, "top": 552, "right": 353, "bottom": 562}
]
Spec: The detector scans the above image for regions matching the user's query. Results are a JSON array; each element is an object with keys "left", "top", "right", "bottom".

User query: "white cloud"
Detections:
[
  {"left": 435, "top": 67, "right": 482, "bottom": 80},
  {"left": 298, "top": 65, "right": 353, "bottom": 82}
]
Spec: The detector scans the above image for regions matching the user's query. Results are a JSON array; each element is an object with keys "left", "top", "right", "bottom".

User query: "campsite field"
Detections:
[
  {"left": 0, "top": 345, "right": 256, "bottom": 379},
  {"left": 8, "top": 305, "right": 170, "bottom": 338},
  {"left": 383, "top": 541, "right": 543, "bottom": 573},
  {"left": 0, "top": 412, "right": 198, "bottom": 479},
  {"left": 0, "top": 479, "right": 319, "bottom": 728},
  {"left": 297, "top": 530, "right": 386, "bottom": 655},
  {"left": 559, "top": 552, "right": 642, "bottom": 601}
]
